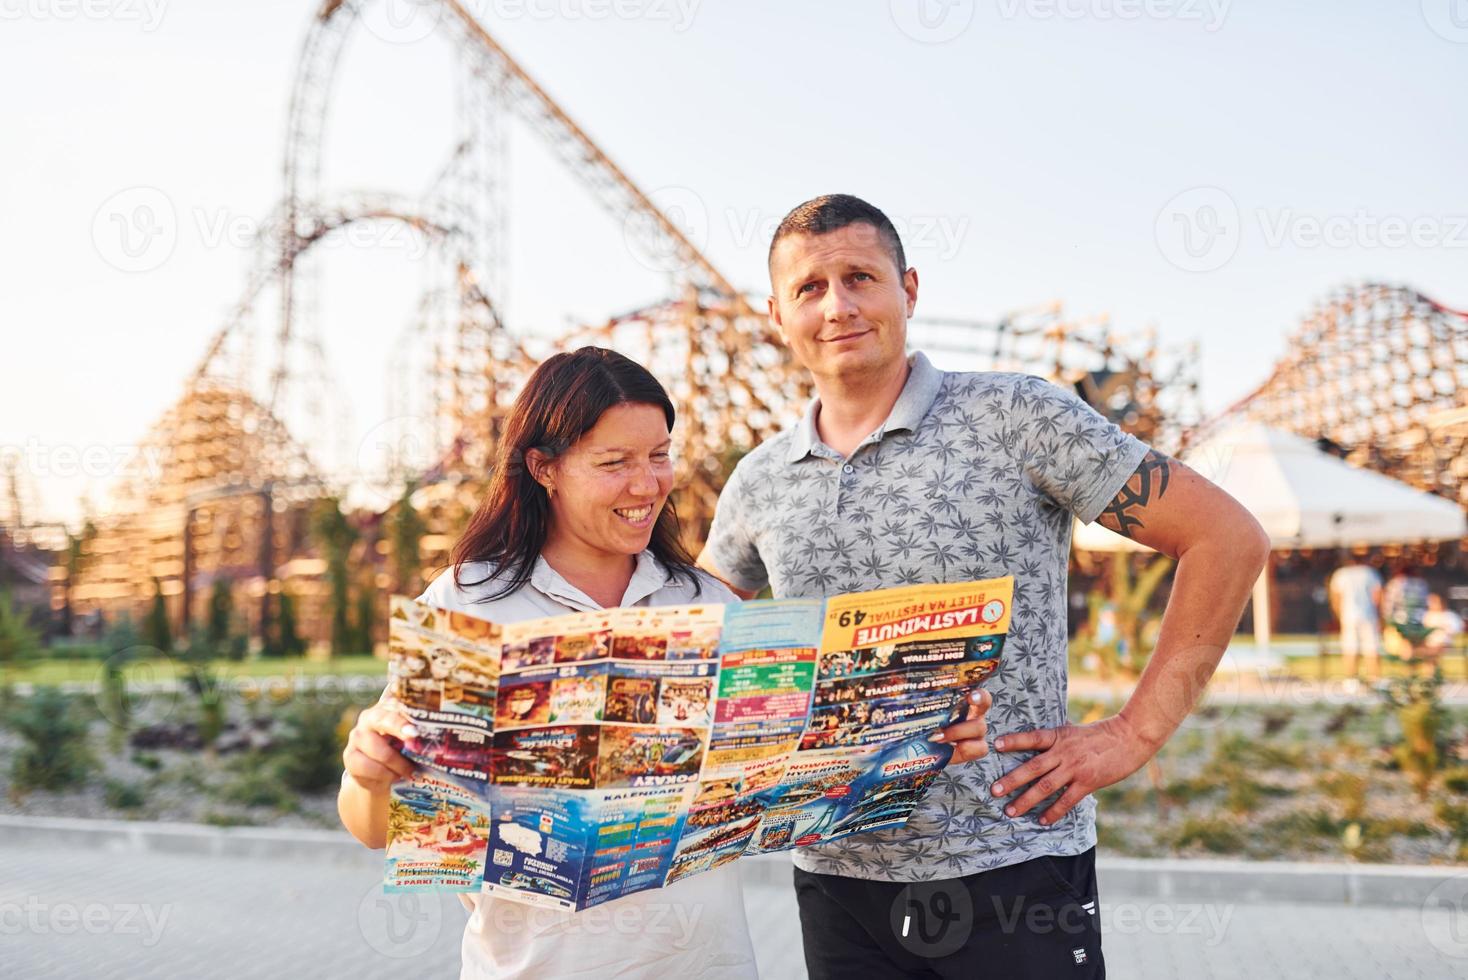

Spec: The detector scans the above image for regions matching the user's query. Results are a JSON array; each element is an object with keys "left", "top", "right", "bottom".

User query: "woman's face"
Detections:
[{"left": 539, "top": 402, "right": 674, "bottom": 562}]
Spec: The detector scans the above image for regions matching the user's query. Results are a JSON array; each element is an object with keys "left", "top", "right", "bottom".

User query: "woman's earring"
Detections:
[{"left": 545, "top": 484, "right": 555, "bottom": 499}]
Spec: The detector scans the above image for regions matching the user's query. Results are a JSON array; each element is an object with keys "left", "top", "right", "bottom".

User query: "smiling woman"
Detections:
[{"left": 337, "top": 346, "right": 756, "bottom": 979}]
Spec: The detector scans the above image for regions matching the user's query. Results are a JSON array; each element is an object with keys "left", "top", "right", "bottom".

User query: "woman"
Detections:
[{"left": 339, "top": 347, "right": 992, "bottom": 977}]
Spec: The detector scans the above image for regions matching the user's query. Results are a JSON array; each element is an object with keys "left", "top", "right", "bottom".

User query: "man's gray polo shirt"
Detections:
[{"left": 704, "top": 350, "right": 1149, "bottom": 881}]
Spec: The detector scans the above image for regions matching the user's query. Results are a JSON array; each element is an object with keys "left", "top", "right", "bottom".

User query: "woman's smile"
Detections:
[{"left": 613, "top": 504, "right": 656, "bottom": 527}]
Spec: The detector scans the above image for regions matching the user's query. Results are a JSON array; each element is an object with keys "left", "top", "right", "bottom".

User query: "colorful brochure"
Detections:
[{"left": 381, "top": 576, "right": 1012, "bottom": 909}]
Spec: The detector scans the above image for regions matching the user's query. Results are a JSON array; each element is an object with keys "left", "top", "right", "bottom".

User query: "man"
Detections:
[
  {"left": 1327, "top": 559, "right": 1383, "bottom": 686},
  {"left": 699, "top": 195, "right": 1268, "bottom": 978}
]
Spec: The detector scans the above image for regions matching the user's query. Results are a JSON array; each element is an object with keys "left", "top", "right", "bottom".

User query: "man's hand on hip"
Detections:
[{"left": 989, "top": 715, "right": 1155, "bottom": 825}]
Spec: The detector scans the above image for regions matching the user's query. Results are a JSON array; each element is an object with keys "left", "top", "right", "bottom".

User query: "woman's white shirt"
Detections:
[{"left": 413, "top": 551, "right": 758, "bottom": 980}]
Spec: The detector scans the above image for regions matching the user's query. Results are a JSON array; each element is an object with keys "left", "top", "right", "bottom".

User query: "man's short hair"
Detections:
[{"left": 767, "top": 194, "right": 907, "bottom": 280}]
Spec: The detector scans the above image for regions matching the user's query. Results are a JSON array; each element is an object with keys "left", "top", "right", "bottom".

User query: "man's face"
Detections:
[{"left": 767, "top": 223, "right": 918, "bottom": 383}]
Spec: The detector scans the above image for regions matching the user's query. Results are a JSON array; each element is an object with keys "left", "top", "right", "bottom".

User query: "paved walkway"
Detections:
[{"left": 5, "top": 839, "right": 1468, "bottom": 978}]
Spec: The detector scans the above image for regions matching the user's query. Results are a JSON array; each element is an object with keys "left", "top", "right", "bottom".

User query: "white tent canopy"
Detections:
[{"left": 1072, "top": 423, "right": 1467, "bottom": 650}]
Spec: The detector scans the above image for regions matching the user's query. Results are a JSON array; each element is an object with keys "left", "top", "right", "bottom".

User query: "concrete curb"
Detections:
[
  {"left": 3, "top": 815, "right": 1462, "bottom": 908},
  {"left": 0, "top": 814, "right": 369, "bottom": 867}
]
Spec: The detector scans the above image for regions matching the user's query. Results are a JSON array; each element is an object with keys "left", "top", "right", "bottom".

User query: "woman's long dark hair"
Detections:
[{"left": 451, "top": 346, "right": 701, "bottom": 602}]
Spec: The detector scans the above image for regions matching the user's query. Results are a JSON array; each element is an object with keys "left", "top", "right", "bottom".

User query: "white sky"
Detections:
[{"left": 3, "top": 0, "right": 1466, "bottom": 528}]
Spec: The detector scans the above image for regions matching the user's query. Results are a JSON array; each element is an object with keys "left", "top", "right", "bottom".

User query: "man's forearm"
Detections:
[{"left": 1117, "top": 524, "right": 1269, "bottom": 750}]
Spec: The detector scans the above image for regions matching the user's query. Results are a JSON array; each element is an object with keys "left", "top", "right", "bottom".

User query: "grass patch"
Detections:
[
  {"left": 16, "top": 655, "right": 386, "bottom": 687},
  {"left": 201, "top": 811, "right": 257, "bottom": 828},
  {"left": 1172, "top": 816, "right": 1245, "bottom": 854}
]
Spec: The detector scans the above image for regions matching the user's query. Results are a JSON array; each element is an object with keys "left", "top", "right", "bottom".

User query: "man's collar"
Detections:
[
  {"left": 786, "top": 351, "right": 944, "bottom": 464},
  {"left": 530, "top": 549, "right": 671, "bottom": 610},
  {"left": 882, "top": 350, "right": 944, "bottom": 435}
]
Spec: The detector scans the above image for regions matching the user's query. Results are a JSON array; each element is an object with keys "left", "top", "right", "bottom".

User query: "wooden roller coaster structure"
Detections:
[{"left": 57, "top": 0, "right": 1206, "bottom": 647}]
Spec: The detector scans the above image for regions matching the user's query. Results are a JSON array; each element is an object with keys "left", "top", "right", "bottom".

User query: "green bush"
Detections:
[
  {"left": 273, "top": 701, "right": 352, "bottom": 793},
  {"left": 0, "top": 591, "right": 42, "bottom": 679},
  {"left": 9, "top": 687, "right": 95, "bottom": 791},
  {"left": 197, "top": 697, "right": 225, "bottom": 750},
  {"left": 40, "top": 641, "right": 110, "bottom": 662},
  {"left": 219, "top": 757, "right": 296, "bottom": 810},
  {"left": 104, "top": 780, "right": 146, "bottom": 809}
]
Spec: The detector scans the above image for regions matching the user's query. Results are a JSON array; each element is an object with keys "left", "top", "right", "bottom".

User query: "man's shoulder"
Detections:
[
  {"left": 726, "top": 429, "right": 798, "bottom": 481},
  {"left": 934, "top": 368, "right": 1055, "bottom": 404}
]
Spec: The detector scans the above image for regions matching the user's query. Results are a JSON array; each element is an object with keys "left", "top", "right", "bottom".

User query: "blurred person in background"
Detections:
[
  {"left": 1328, "top": 559, "right": 1383, "bottom": 688},
  {"left": 1382, "top": 563, "right": 1432, "bottom": 666},
  {"left": 1422, "top": 593, "right": 1463, "bottom": 659}
]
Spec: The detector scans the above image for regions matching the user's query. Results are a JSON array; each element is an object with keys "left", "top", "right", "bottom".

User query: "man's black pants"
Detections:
[{"left": 794, "top": 848, "right": 1104, "bottom": 979}]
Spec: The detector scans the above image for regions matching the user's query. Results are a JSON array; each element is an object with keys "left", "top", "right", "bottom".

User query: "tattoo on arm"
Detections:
[{"left": 1099, "top": 450, "right": 1172, "bottom": 538}]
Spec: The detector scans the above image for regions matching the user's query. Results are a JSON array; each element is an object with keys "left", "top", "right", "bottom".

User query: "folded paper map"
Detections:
[{"left": 381, "top": 576, "right": 1012, "bottom": 910}]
